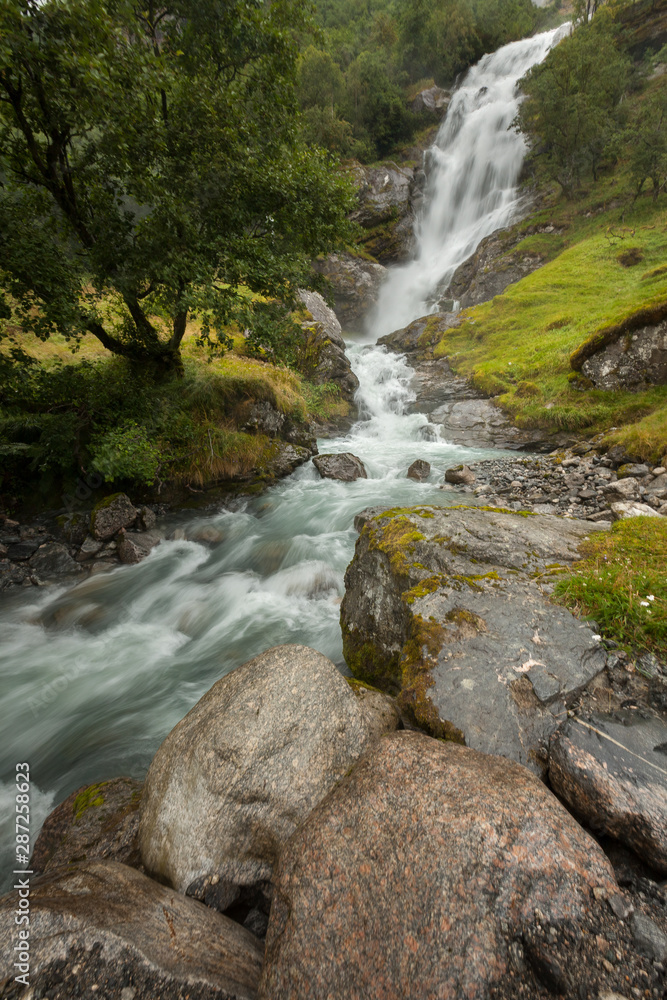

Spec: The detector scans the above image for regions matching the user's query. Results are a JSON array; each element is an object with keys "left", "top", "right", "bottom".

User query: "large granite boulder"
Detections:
[
  {"left": 411, "top": 85, "right": 450, "bottom": 115},
  {"left": 341, "top": 505, "right": 608, "bottom": 774},
  {"left": 139, "top": 645, "right": 396, "bottom": 913},
  {"left": 550, "top": 712, "right": 667, "bottom": 874},
  {"left": 312, "top": 253, "right": 386, "bottom": 331},
  {"left": 258, "top": 731, "right": 616, "bottom": 1000},
  {"left": 90, "top": 493, "right": 138, "bottom": 541},
  {"left": 348, "top": 161, "right": 414, "bottom": 229},
  {"left": 0, "top": 860, "right": 263, "bottom": 1000},
  {"left": 31, "top": 777, "right": 143, "bottom": 876},
  {"left": 297, "top": 290, "right": 359, "bottom": 403},
  {"left": 429, "top": 398, "right": 552, "bottom": 450},
  {"left": 581, "top": 318, "right": 667, "bottom": 391},
  {"left": 312, "top": 452, "right": 367, "bottom": 482}
]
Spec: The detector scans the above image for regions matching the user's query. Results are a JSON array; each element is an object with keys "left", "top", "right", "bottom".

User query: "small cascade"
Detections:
[{"left": 371, "top": 22, "right": 571, "bottom": 338}]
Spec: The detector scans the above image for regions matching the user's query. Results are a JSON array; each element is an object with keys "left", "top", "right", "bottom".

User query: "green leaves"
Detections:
[{"left": 0, "top": 0, "right": 352, "bottom": 368}]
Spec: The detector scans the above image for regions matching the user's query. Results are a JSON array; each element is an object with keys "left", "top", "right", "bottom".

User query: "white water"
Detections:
[
  {"left": 0, "top": 27, "right": 566, "bottom": 884},
  {"left": 372, "top": 22, "right": 571, "bottom": 337}
]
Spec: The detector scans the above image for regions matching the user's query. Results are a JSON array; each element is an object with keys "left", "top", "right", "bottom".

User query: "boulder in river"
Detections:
[
  {"left": 341, "top": 505, "right": 608, "bottom": 774},
  {"left": 28, "top": 542, "right": 82, "bottom": 579},
  {"left": 118, "top": 529, "right": 162, "bottom": 565},
  {"left": 90, "top": 493, "right": 138, "bottom": 540},
  {"left": 31, "top": 777, "right": 143, "bottom": 876},
  {"left": 444, "top": 463, "right": 475, "bottom": 485},
  {"left": 139, "top": 644, "right": 396, "bottom": 914},
  {"left": 0, "top": 859, "right": 263, "bottom": 1000},
  {"left": 549, "top": 712, "right": 667, "bottom": 874},
  {"left": 297, "top": 289, "right": 360, "bottom": 404},
  {"left": 406, "top": 459, "right": 431, "bottom": 481},
  {"left": 258, "top": 731, "right": 616, "bottom": 1000},
  {"left": 312, "top": 452, "right": 367, "bottom": 482}
]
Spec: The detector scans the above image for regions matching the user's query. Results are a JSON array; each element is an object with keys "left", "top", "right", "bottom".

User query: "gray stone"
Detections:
[
  {"left": 631, "top": 911, "right": 667, "bottom": 962},
  {"left": 258, "top": 732, "right": 616, "bottom": 1000},
  {"left": 7, "top": 539, "right": 40, "bottom": 560},
  {"left": 138, "top": 506, "right": 157, "bottom": 531},
  {"left": 312, "top": 253, "right": 386, "bottom": 330},
  {"left": 341, "top": 505, "right": 609, "bottom": 774},
  {"left": 549, "top": 712, "right": 667, "bottom": 873},
  {"left": 430, "top": 398, "right": 552, "bottom": 450},
  {"left": 378, "top": 313, "right": 460, "bottom": 356},
  {"left": 645, "top": 472, "right": 667, "bottom": 494},
  {"left": 407, "top": 459, "right": 431, "bottom": 481},
  {"left": 444, "top": 463, "right": 475, "bottom": 485},
  {"left": 617, "top": 463, "right": 651, "bottom": 479},
  {"left": 582, "top": 318, "right": 667, "bottom": 390},
  {"left": 602, "top": 477, "right": 640, "bottom": 502},
  {"left": 312, "top": 452, "right": 367, "bottom": 482},
  {"left": 610, "top": 501, "right": 662, "bottom": 521},
  {"left": 31, "top": 777, "right": 143, "bottom": 875},
  {"left": 297, "top": 290, "right": 359, "bottom": 403},
  {"left": 0, "top": 860, "right": 263, "bottom": 999},
  {"left": 348, "top": 162, "right": 414, "bottom": 230},
  {"left": 28, "top": 542, "right": 82, "bottom": 578},
  {"left": 139, "top": 645, "right": 390, "bottom": 907},
  {"left": 411, "top": 85, "right": 450, "bottom": 115},
  {"left": 118, "top": 531, "right": 161, "bottom": 565},
  {"left": 90, "top": 493, "right": 138, "bottom": 541},
  {"left": 77, "top": 533, "right": 104, "bottom": 560},
  {"left": 264, "top": 442, "right": 315, "bottom": 479}
]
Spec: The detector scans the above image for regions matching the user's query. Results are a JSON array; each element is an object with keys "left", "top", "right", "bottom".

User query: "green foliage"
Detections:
[
  {"left": 0, "top": 0, "right": 354, "bottom": 369},
  {"left": 517, "top": 13, "right": 630, "bottom": 195},
  {"left": 627, "top": 78, "right": 667, "bottom": 200},
  {"left": 554, "top": 518, "right": 667, "bottom": 658},
  {"left": 90, "top": 423, "right": 161, "bottom": 485}
]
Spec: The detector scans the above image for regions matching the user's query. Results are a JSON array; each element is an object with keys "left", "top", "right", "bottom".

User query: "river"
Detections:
[{"left": 0, "top": 23, "right": 570, "bottom": 883}]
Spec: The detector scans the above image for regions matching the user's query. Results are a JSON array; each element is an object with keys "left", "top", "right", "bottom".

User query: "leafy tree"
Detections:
[
  {"left": 343, "top": 51, "right": 414, "bottom": 158},
  {"left": 0, "top": 0, "right": 354, "bottom": 372},
  {"left": 628, "top": 80, "right": 667, "bottom": 200},
  {"left": 516, "top": 12, "right": 630, "bottom": 196}
]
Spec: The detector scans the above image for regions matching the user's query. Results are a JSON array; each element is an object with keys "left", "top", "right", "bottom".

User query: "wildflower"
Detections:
[
  {"left": 640, "top": 601, "right": 649, "bottom": 607},
  {"left": 647, "top": 595, "right": 655, "bottom": 601}
]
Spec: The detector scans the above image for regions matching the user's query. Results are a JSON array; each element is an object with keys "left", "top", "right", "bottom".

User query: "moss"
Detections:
[
  {"left": 404, "top": 575, "right": 446, "bottom": 604},
  {"left": 346, "top": 677, "right": 387, "bottom": 697},
  {"left": 73, "top": 783, "right": 106, "bottom": 820},
  {"left": 397, "top": 613, "right": 466, "bottom": 743},
  {"left": 366, "top": 516, "right": 427, "bottom": 578},
  {"left": 341, "top": 621, "right": 402, "bottom": 694}
]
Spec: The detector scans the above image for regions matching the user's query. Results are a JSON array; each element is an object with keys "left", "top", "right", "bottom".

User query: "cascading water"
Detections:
[
  {"left": 0, "top": 25, "right": 568, "bottom": 882},
  {"left": 372, "top": 22, "right": 571, "bottom": 337}
]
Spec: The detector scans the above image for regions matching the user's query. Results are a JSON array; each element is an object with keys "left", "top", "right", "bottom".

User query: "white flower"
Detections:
[
  {"left": 640, "top": 601, "right": 649, "bottom": 607},
  {"left": 647, "top": 595, "right": 655, "bottom": 601}
]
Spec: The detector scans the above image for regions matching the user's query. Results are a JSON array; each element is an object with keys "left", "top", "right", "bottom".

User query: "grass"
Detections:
[
  {"left": 431, "top": 181, "right": 667, "bottom": 459},
  {"left": 554, "top": 517, "right": 667, "bottom": 661}
]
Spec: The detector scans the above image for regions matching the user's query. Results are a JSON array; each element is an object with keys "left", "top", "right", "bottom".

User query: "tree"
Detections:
[
  {"left": 516, "top": 12, "right": 630, "bottom": 196},
  {"left": 628, "top": 80, "right": 667, "bottom": 200},
  {"left": 0, "top": 0, "right": 355, "bottom": 371}
]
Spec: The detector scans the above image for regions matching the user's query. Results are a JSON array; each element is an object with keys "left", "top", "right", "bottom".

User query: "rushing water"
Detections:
[
  {"left": 0, "top": 26, "right": 568, "bottom": 882},
  {"left": 372, "top": 22, "right": 571, "bottom": 336}
]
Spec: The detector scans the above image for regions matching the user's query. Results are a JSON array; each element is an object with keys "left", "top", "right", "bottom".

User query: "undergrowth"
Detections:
[{"left": 554, "top": 518, "right": 667, "bottom": 660}]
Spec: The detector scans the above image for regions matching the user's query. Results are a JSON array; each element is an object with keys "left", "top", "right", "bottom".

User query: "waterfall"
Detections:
[{"left": 371, "top": 22, "right": 571, "bottom": 339}]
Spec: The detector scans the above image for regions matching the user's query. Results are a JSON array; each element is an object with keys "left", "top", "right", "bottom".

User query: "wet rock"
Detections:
[
  {"left": 445, "top": 225, "right": 555, "bottom": 309},
  {"left": 312, "top": 452, "right": 367, "bottom": 482},
  {"left": 549, "top": 712, "right": 667, "bottom": 873},
  {"left": 28, "top": 542, "right": 82, "bottom": 579},
  {"left": 445, "top": 463, "right": 475, "bottom": 485},
  {"left": 118, "top": 531, "right": 161, "bottom": 565},
  {"left": 349, "top": 161, "right": 414, "bottom": 230},
  {"left": 407, "top": 459, "right": 431, "bottom": 481},
  {"left": 138, "top": 505, "right": 157, "bottom": 531},
  {"left": 411, "top": 85, "right": 450, "bottom": 115},
  {"left": 312, "top": 253, "right": 386, "bottom": 330},
  {"left": 77, "top": 534, "right": 105, "bottom": 560},
  {"left": 341, "top": 505, "right": 608, "bottom": 774},
  {"left": 0, "top": 860, "right": 263, "bottom": 999},
  {"left": 0, "top": 559, "right": 29, "bottom": 589},
  {"left": 264, "top": 442, "right": 315, "bottom": 480},
  {"left": 139, "top": 645, "right": 388, "bottom": 910},
  {"left": 581, "top": 318, "right": 667, "bottom": 391},
  {"left": 90, "top": 493, "right": 138, "bottom": 541},
  {"left": 297, "top": 290, "right": 359, "bottom": 403},
  {"left": 31, "top": 777, "right": 143, "bottom": 875},
  {"left": 258, "top": 731, "right": 616, "bottom": 1000},
  {"left": 631, "top": 911, "right": 667, "bottom": 962},
  {"left": 378, "top": 312, "right": 459, "bottom": 356},
  {"left": 7, "top": 539, "right": 40, "bottom": 560},
  {"left": 430, "top": 398, "right": 551, "bottom": 450},
  {"left": 610, "top": 501, "right": 663, "bottom": 521}
]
